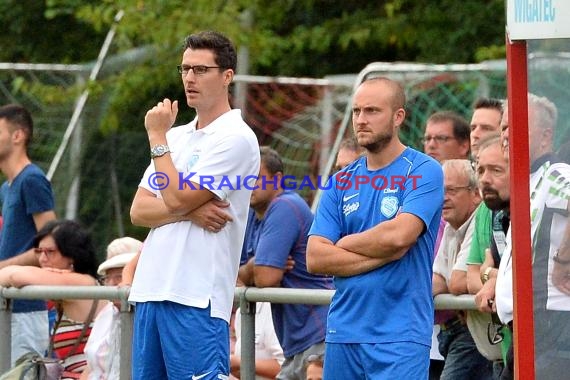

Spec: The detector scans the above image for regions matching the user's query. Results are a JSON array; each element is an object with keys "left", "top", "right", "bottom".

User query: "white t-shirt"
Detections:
[
  {"left": 84, "top": 302, "right": 120, "bottom": 380},
  {"left": 234, "top": 302, "right": 284, "bottom": 380},
  {"left": 129, "top": 109, "right": 260, "bottom": 322}
]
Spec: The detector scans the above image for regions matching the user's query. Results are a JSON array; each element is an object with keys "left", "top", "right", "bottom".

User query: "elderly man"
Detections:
[
  {"left": 432, "top": 159, "right": 493, "bottom": 379},
  {"left": 488, "top": 94, "right": 570, "bottom": 379}
]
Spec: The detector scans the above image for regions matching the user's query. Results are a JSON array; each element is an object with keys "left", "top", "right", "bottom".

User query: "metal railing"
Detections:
[{"left": 0, "top": 286, "right": 476, "bottom": 380}]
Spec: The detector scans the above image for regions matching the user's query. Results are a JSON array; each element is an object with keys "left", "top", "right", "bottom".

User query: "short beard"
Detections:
[
  {"left": 360, "top": 131, "right": 393, "bottom": 154},
  {"left": 484, "top": 197, "right": 510, "bottom": 211}
]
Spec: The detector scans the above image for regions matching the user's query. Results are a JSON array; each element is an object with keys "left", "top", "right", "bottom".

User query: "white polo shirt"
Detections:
[
  {"left": 129, "top": 109, "right": 260, "bottom": 322},
  {"left": 433, "top": 211, "right": 476, "bottom": 282}
]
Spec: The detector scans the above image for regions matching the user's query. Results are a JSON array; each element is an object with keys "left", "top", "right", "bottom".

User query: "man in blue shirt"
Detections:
[
  {"left": 0, "top": 104, "right": 56, "bottom": 364},
  {"left": 307, "top": 77, "right": 443, "bottom": 379},
  {"left": 239, "top": 146, "right": 332, "bottom": 380}
]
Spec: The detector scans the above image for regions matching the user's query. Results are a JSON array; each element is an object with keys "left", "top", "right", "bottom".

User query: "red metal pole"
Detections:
[{"left": 505, "top": 34, "right": 535, "bottom": 379}]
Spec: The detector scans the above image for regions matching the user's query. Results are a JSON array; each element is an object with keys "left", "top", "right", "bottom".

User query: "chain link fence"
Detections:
[{"left": 2, "top": 54, "right": 570, "bottom": 257}]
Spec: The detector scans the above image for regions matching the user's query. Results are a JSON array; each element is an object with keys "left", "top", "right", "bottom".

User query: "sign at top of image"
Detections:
[{"left": 507, "top": 0, "right": 570, "bottom": 40}]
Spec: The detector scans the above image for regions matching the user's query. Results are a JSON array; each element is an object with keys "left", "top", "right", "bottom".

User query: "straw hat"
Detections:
[{"left": 97, "top": 237, "right": 143, "bottom": 275}]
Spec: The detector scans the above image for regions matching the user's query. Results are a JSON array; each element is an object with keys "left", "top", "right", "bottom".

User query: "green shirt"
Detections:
[{"left": 467, "top": 203, "right": 492, "bottom": 265}]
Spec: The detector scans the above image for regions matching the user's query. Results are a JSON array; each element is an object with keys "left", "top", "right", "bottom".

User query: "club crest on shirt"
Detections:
[
  {"left": 380, "top": 196, "right": 399, "bottom": 218},
  {"left": 187, "top": 153, "right": 200, "bottom": 171}
]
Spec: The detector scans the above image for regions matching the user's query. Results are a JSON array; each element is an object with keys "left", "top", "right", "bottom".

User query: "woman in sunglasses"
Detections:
[{"left": 0, "top": 219, "right": 103, "bottom": 379}]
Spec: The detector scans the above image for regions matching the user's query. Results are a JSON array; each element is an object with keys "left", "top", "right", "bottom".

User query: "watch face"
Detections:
[{"left": 151, "top": 145, "right": 169, "bottom": 158}]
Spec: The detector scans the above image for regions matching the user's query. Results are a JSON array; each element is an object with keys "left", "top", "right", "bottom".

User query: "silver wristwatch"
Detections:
[{"left": 150, "top": 144, "right": 170, "bottom": 159}]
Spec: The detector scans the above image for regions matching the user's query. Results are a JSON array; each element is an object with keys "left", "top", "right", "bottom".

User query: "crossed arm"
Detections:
[
  {"left": 307, "top": 213, "right": 425, "bottom": 277},
  {"left": 130, "top": 187, "right": 232, "bottom": 230}
]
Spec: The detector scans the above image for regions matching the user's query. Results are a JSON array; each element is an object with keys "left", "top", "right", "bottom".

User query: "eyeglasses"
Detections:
[
  {"left": 444, "top": 185, "right": 472, "bottom": 196},
  {"left": 34, "top": 247, "right": 58, "bottom": 259},
  {"left": 421, "top": 135, "right": 455, "bottom": 144},
  {"left": 487, "top": 320, "right": 504, "bottom": 345},
  {"left": 99, "top": 273, "right": 123, "bottom": 285},
  {"left": 177, "top": 65, "right": 221, "bottom": 76}
]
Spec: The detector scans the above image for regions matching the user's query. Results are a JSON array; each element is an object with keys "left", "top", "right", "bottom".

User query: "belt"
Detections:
[{"left": 440, "top": 316, "right": 463, "bottom": 331}]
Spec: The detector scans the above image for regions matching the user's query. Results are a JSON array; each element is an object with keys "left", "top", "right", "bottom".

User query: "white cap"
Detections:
[
  {"left": 105, "top": 237, "right": 143, "bottom": 260},
  {"left": 98, "top": 237, "right": 143, "bottom": 276},
  {"left": 97, "top": 252, "right": 137, "bottom": 276}
]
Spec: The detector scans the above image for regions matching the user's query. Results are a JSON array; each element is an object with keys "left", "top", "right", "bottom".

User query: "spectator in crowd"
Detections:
[
  {"left": 304, "top": 353, "right": 324, "bottom": 380},
  {"left": 334, "top": 137, "right": 363, "bottom": 171},
  {"left": 239, "top": 146, "right": 331, "bottom": 380},
  {"left": 307, "top": 77, "right": 443, "bottom": 379},
  {"left": 128, "top": 30, "right": 260, "bottom": 380},
  {"left": 466, "top": 99, "right": 503, "bottom": 291},
  {"left": 469, "top": 98, "right": 504, "bottom": 158},
  {"left": 464, "top": 98, "right": 506, "bottom": 375},
  {"left": 432, "top": 159, "right": 494, "bottom": 379},
  {"left": 471, "top": 136, "right": 511, "bottom": 379},
  {"left": 491, "top": 94, "right": 570, "bottom": 379},
  {"left": 230, "top": 302, "right": 284, "bottom": 379},
  {"left": 80, "top": 236, "right": 143, "bottom": 380},
  {"left": 0, "top": 220, "right": 102, "bottom": 379},
  {"left": 425, "top": 108, "right": 475, "bottom": 379},
  {"left": 423, "top": 110, "right": 471, "bottom": 163},
  {"left": 0, "top": 103, "right": 56, "bottom": 365}
]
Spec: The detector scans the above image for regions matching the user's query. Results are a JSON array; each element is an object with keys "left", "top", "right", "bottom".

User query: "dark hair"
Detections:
[
  {"left": 33, "top": 220, "right": 98, "bottom": 277},
  {"left": 0, "top": 103, "right": 33, "bottom": 146},
  {"left": 427, "top": 111, "right": 470, "bottom": 143},
  {"left": 260, "top": 146, "right": 284, "bottom": 176},
  {"left": 183, "top": 31, "right": 237, "bottom": 72},
  {"left": 473, "top": 97, "right": 503, "bottom": 116}
]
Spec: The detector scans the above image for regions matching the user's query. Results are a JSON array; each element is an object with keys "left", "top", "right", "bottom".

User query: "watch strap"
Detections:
[{"left": 150, "top": 144, "right": 170, "bottom": 159}]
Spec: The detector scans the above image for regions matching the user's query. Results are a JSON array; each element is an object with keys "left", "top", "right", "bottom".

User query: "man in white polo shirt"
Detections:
[{"left": 129, "top": 31, "right": 260, "bottom": 380}]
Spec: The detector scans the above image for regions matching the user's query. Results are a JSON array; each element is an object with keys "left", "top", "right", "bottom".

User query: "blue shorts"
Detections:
[
  {"left": 132, "top": 301, "right": 230, "bottom": 380},
  {"left": 323, "top": 341, "right": 430, "bottom": 379}
]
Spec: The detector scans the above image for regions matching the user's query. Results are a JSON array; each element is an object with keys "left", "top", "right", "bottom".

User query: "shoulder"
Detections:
[
  {"left": 20, "top": 164, "right": 49, "bottom": 182},
  {"left": 270, "top": 191, "right": 310, "bottom": 211},
  {"left": 546, "top": 162, "right": 570, "bottom": 179},
  {"left": 393, "top": 148, "right": 443, "bottom": 181}
]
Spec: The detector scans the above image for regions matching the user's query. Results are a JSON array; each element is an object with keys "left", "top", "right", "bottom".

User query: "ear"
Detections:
[
  {"left": 11, "top": 128, "right": 26, "bottom": 145},
  {"left": 274, "top": 171, "right": 284, "bottom": 190},
  {"left": 223, "top": 69, "right": 234, "bottom": 87},
  {"left": 541, "top": 127, "right": 553, "bottom": 149},
  {"left": 393, "top": 108, "right": 406, "bottom": 127},
  {"left": 459, "top": 140, "right": 470, "bottom": 157}
]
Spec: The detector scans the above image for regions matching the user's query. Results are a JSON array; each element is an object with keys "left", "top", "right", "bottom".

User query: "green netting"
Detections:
[{"left": 3, "top": 54, "right": 570, "bottom": 256}]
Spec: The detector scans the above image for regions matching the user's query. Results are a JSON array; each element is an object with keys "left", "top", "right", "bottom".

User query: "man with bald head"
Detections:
[{"left": 308, "top": 77, "right": 443, "bottom": 379}]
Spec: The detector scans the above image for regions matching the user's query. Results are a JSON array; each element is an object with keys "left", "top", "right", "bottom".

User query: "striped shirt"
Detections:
[{"left": 53, "top": 315, "right": 93, "bottom": 379}]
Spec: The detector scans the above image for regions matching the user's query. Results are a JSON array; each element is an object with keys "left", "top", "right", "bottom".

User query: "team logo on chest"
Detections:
[
  {"left": 187, "top": 153, "right": 200, "bottom": 171},
  {"left": 380, "top": 196, "right": 399, "bottom": 218}
]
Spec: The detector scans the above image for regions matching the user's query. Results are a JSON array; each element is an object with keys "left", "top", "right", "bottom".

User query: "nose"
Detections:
[
  {"left": 354, "top": 111, "right": 367, "bottom": 125},
  {"left": 479, "top": 169, "right": 491, "bottom": 186},
  {"left": 424, "top": 139, "right": 436, "bottom": 150}
]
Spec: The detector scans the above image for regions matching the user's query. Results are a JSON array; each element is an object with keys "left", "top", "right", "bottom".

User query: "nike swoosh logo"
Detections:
[
  {"left": 192, "top": 371, "right": 213, "bottom": 380},
  {"left": 343, "top": 193, "right": 359, "bottom": 202}
]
